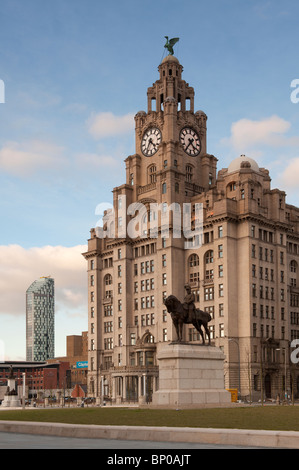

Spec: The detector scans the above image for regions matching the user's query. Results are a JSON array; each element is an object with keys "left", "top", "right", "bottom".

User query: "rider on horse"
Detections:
[{"left": 183, "top": 284, "right": 196, "bottom": 322}]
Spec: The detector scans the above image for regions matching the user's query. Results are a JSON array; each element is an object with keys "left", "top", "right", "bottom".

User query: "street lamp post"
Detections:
[
  {"left": 22, "top": 373, "right": 25, "bottom": 409},
  {"left": 276, "top": 347, "right": 287, "bottom": 402}
]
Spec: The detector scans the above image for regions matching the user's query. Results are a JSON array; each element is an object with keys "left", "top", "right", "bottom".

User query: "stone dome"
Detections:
[
  {"left": 161, "top": 55, "right": 180, "bottom": 64},
  {"left": 227, "top": 154, "right": 260, "bottom": 174},
  {"left": 195, "top": 110, "right": 207, "bottom": 119}
]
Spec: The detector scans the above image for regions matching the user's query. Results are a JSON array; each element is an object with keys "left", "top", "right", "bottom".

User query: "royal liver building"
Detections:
[{"left": 83, "top": 52, "right": 299, "bottom": 404}]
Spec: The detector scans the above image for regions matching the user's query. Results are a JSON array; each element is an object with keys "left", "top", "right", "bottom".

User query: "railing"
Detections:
[
  {"left": 185, "top": 182, "right": 204, "bottom": 194},
  {"left": 137, "top": 183, "right": 156, "bottom": 195}
]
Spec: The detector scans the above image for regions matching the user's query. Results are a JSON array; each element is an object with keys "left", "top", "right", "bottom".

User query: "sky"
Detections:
[{"left": 0, "top": 0, "right": 299, "bottom": 361}]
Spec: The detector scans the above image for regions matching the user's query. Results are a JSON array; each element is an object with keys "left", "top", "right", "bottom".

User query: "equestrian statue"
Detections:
[{"left": 164, "top": 284, "right": 211, "bottom": 344}]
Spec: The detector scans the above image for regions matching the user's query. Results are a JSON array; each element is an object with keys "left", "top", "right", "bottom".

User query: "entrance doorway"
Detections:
[{"left": 264, "top": 374, "right": 271, "bottom": 398}]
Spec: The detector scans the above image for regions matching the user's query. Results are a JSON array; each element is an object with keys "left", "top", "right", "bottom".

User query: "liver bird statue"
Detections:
[{"left": 164, "top": 36, "right": 179, "bottom": 55}]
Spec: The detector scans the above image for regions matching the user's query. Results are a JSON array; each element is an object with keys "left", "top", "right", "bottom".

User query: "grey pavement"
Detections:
[{"left": 0, "top": 431, "right": 264, "bottom": 449}]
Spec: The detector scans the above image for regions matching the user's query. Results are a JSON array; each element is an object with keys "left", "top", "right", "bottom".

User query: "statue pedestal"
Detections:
[
  {"left": 2, "top": 377, "right": 21, "bottom": 408},
  {"left": 152, "top": 343, "right": 231, "bottom": 408}
]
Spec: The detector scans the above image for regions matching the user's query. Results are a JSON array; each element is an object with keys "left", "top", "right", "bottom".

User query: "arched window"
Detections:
[
  {"left": 188, "top": 254, "right": 200, "bottom": 285},
  {"left": 162, "top": 182, "right": 167, "bottom": 194},
  {"left": 290, "top": 260, "right": 298, "bottom": 287},
  {"left": 205, "top": 250, "right": 214, "bottom": 264},
  {"left": 204, "top": 250, "right": 214, "bottom": 281},
  {"left": 148, "top": 164, "right": 157, "bottom": 184},
  {"left": 290, "top": 260, "right": 297, "bottom": 273},
  {"left": 104, "top": 274, "right": 112, "bottom": 286},
  {"left": 186, "top": 165, "right": 193, "bottom": 182},
  {"left": 189, "top": 254, "right": 199, "bottom": 267}
]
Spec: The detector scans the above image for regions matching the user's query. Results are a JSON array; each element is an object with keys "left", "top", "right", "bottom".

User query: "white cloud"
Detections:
[
  {"left": 0, "top": 244, "right": 87, "bottom": 318},
  {"left": 221, "top": 115, "right": 299, "bottom": 154},
  {"left": 87, "top": 111, "right": 134, "bottom": 139},
  {"left": 0, "top": 140, "right": 66, "bottom": 177}
]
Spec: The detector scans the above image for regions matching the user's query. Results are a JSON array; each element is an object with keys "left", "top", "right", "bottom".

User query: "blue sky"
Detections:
[{"left": 0, "top": 0, "right": 299, "bottom": 360}]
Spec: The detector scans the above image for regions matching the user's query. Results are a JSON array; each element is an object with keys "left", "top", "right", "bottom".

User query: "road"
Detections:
[{"left": 0, "top": 431, "right": 264, "bottom": 449}]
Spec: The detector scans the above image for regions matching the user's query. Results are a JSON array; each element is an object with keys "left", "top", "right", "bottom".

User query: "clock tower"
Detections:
[
  {"left": 125, "top": 54, "right": 217, "bottom": 204},
  {"left": 83, "top": 54, "right": 219, "bottom": 403}
]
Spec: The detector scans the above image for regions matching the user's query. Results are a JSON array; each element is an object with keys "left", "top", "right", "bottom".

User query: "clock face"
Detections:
[
  {"left": 141, "top": 127, "right": 162, "bottom": 157},
  {"left": 180, "top": 127, "right": 201, "bottom": 156}
]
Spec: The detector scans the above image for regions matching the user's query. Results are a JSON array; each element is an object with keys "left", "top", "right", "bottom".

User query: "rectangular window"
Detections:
[
  {"left": 219, "top": 283, "right": 224, "bottom": 297},
  {"left": 252, "top": 303, "right": 256, "bottom": 317},
  {"left": 130, "top": 333, "right": 136, "bottom": 346},
  {"left": 204, "top": 287, "right": 214, "bottom": 301},
  {"left": 219, "top": 303, "right": 224, "bottom": 317},
  {"left": 163, "top": 309, "right": 167, "bottom": 322},
  {"left": 252, "top": 264, "right": 256, "bottom": 277},
  {"left": 252, "top": 283, "right": 256, "bottom": 297}
]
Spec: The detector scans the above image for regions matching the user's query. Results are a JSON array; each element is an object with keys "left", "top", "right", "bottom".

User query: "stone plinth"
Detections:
[
  {"left": 152, "top": 343, "right": 231, "bottom": 408},
  {"left": 2, "top": 377, "right": 21, "bottom": 408}
]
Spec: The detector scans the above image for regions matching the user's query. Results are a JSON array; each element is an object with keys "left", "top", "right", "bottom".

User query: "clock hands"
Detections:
[
  {"left": 185, "top": 137, "right": 198, "bottom": 154},
  {"left": 185, "top": 137, "right": 194, "bottom": 151},
  {"left": 146, "top": 137, "right": 157, "bottom": 153}
]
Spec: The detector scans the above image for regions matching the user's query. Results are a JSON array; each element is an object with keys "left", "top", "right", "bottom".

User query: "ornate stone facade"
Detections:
[{"left": 83, "top": 55, "right": 299, "bottom": 403}]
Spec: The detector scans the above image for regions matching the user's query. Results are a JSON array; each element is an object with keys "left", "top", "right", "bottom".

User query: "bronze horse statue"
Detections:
[{"left": 164, "top": 295, "right": 211, "bottom": 344}]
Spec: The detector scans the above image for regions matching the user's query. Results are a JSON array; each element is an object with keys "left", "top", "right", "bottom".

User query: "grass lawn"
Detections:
[{"left": 0, "top": 406, "right": 299, "bottom": 432}]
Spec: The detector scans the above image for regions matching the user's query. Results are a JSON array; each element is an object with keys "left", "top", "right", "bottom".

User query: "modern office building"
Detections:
[
  {"left": 26, "top": 276, "right": 55, "bottom": 362},
  {"left": 83, "top": 54, "right": 299, "bottom": 403}
]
